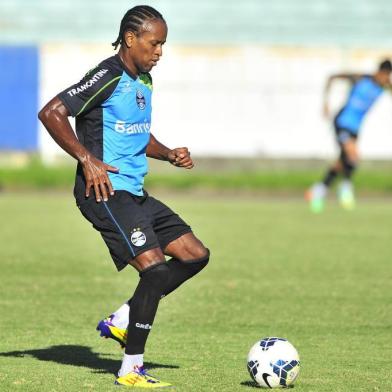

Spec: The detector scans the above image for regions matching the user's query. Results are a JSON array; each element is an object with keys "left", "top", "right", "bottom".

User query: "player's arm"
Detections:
[
  {"left": 38, "top": 97, "right": 118, "bottom": 202},
  {"left": 323, "top": 73, "right": 364, "bottom": 117},
  {"left": 146, "top": 133, "right": 194, "bottom": 169}
]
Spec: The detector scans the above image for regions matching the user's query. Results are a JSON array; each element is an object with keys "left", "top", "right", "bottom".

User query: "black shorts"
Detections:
[
  {"left": 334, "top": 125, "right": 358, "bottom": 145},
  {"left": 77, "top": 190, "right": 192, "bottom": 271}
]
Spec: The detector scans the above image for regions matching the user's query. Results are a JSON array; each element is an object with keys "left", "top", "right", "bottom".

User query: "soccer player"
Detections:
[
  {"left": 38, "top": 6, "right": 210, "bottom": 388},
  {"left": 306, "top": 59, "right": 392, "bottom": 212}
]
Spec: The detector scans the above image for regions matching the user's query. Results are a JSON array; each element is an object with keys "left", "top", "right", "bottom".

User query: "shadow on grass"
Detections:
[
  {"left": 241, "top": 381, "right": 295, "bottom": 389},
  {"left": 240, "top": 380, "right": 261, "bottom": 388},
  {"left": 0, "top": 345, "right": 179, "bottom": 374}
]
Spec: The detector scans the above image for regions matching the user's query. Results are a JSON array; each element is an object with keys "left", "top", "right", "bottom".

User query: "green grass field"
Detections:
[
  {"left": 1, "top": 158, "right": 392, "bottom": 194},
  {"left": 0, "top": 192, "right": 391, "bottom": 391}
]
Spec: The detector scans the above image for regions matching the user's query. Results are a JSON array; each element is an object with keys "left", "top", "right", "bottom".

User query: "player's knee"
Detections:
[
  {"left": 139, "top": 262, "right": 170, "bottom": 292},
  {"left": 181, "top": 248, "right": 210, "bottom": 275},
  {"left": 188, "top": 242, "right": 209, "bottom": 260},
  {"left": 344, "top": 150, "right": 358, "bottom": 165}
]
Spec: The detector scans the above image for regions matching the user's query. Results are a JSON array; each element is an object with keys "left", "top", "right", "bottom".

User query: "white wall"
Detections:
[{"left": 39, "top": 44, "right": 392, "bottom": 162}]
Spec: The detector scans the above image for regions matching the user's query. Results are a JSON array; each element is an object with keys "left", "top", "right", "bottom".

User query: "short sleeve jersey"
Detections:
[
  {"left": 335, "top": 76, "right": 384, "bottom": 134},
  {"left": 58, "top": 55, "right": 153, "bottom": 201}
]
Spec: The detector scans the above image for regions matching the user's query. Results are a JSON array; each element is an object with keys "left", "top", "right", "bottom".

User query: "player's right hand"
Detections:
[{"left": 81, "top": 155, "right": 119, "bottom": 202}]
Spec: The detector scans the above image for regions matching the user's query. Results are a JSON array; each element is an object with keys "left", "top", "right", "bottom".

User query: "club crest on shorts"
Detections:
[
  {"left": 136, "top": 89, "right": 146, "bottom": 110},
  {"left": 130, "top": 228, "right": 146, "bottom": 247}
]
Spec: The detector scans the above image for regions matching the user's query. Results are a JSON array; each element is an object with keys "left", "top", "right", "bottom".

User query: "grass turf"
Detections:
[
  {"left": 1, "top": 159, "right": 392, "bottom": 194},
  {"left": 0, "top": 192, "right": 391, "bottom": 391}
]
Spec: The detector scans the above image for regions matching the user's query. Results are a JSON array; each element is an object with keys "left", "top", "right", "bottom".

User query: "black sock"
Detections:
[
  {"left": 125, "top": 263, "right": 169, "bottom": 355},
  {"left": 342, "top": 160, "right": 357, "bottom": 180},
  {"left": 127, "top": 251, "right": 210, "bottom": 304},
  {"left": 322, "top": 168, "right": 339, "bottom": 187},
  {"left": 163, "top": 251, "right": 210, "bottom": 297}
]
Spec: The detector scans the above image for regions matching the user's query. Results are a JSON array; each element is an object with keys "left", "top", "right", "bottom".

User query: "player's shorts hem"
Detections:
[
  {"left": 159, "top": 227, "right": 193, "bottom": 252},
  {"left": 132, "top": 243, "right": 162, "bottom": 257},
  {"left": 334, "top": 126, "right": 358, "bottom": 144},
  {"left": 114, "top": 243, "right": 163, "bottom": 272}
]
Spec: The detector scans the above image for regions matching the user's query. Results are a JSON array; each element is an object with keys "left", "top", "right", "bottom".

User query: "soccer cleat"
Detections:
[
  {"left": 305, "top": 186, "right": 325, "bottom": 213},
  {"left": 115, "top": 367, "right": 172, "bottom": 388},
  {"left": 338, "top": 189, "right": 355, "bottom": 210},
  {"left": 96, "top": 315, "right": 127, "bottom": 348}
]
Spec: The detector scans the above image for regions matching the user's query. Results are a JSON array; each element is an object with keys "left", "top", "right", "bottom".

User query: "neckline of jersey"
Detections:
[{"left": 115, "top": 54, "right": 138, "bottom": 81}]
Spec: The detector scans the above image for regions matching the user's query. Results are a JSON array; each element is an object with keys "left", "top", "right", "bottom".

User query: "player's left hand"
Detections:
[{"left": 168, "top": 147, "right": 194, "bottom": 169}]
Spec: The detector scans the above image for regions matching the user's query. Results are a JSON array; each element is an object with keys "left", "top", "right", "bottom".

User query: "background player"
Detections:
[
  {"left": 38, "top": 5, "right": 209, "bottom": 388},
  {"left": 306, "top": 59, "right": 392, "bottom": 212}
]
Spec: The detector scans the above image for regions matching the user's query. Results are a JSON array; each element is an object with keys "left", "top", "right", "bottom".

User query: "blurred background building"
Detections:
[{"left": 1, "top": 0, "right": 392, "bottom": 162}]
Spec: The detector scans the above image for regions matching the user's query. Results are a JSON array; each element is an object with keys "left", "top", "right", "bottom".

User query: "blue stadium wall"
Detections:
[{"left": 0, "top": 46, "right": 39, "bottom": 151}]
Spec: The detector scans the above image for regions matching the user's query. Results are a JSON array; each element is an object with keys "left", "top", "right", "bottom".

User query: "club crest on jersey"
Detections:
[
  {"left": 130, "top": 228, "right": 146, "bottom": 247},
  {"left": 136, "top": 89, "right": 146, "bottom": 110}
]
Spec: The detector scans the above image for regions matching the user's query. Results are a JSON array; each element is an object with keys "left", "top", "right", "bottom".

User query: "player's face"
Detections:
[
  {"left": 378, "top": 70, "right": 392, "bottom": 86},
  {"left": 129, "top": 19, "right": 167, "bottom": 73},
  {"left": 375, "top": 70, "right": 391, "bottom": 86}
]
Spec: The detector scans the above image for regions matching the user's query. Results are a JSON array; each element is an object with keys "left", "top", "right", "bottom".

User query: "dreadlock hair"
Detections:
[
  {"left": 379, "top": 59, "right": 392, "bottom": 72},
  {"left": 112, "top": 5, "right": 165, "bottom": 50}
]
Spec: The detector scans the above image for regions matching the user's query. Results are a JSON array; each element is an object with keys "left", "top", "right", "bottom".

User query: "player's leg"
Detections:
[
  {"left": 306, "top": 127, "right": 348, "bottom": 212},
  {"left": 322, "top": 159, "right": 343, "bottom": 189},
  {"left": 140, "top": 196, "right": 209, "bottom": 297},
  {"left": 117, "top": 237, "right": 207, "bottom": 380},
  {"left": 161, "top": 232, "right": 209, "bottom": 297},
  {"left": 117, "top": 201, "right": 209, "bottom": 387},
  {"left": 338, "top": 137, "right": 358, "bottom": 209},
  {"left": 117, "top": 248, "right": 172, "bottom": 387},
  {"left": 127, "top": 235, "right": 209, "bottom": 301},
  {"left": 107, "top": 237, "right": 209, "bottom": 344},
  {"left": 306, "top": 160, "right": 337, "bottom": 213}
]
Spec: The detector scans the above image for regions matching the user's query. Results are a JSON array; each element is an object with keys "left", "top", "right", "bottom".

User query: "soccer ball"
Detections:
[{"left": 247, "top": 337, "right": 300, "bottom": 388}]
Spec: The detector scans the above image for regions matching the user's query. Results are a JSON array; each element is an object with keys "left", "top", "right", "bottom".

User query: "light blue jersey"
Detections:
[
  {"left": 103, "top": 73, "right": 152, "bottom": 196},
  {"left": 59, "top": 55, "right": 153, "bottom": 198},
  {"left": 335, "top": 76, "right": 384, "bottom": 133}
]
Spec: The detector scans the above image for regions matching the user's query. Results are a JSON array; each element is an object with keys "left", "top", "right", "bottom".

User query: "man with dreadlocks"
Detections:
[{"left": 39, "top": 5, "right": 209, "bottom": 388}]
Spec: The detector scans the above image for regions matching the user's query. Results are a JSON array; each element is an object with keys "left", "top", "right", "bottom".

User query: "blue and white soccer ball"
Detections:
[{"left": 247, "top": 337, "right": 300, "bottom": 388}]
